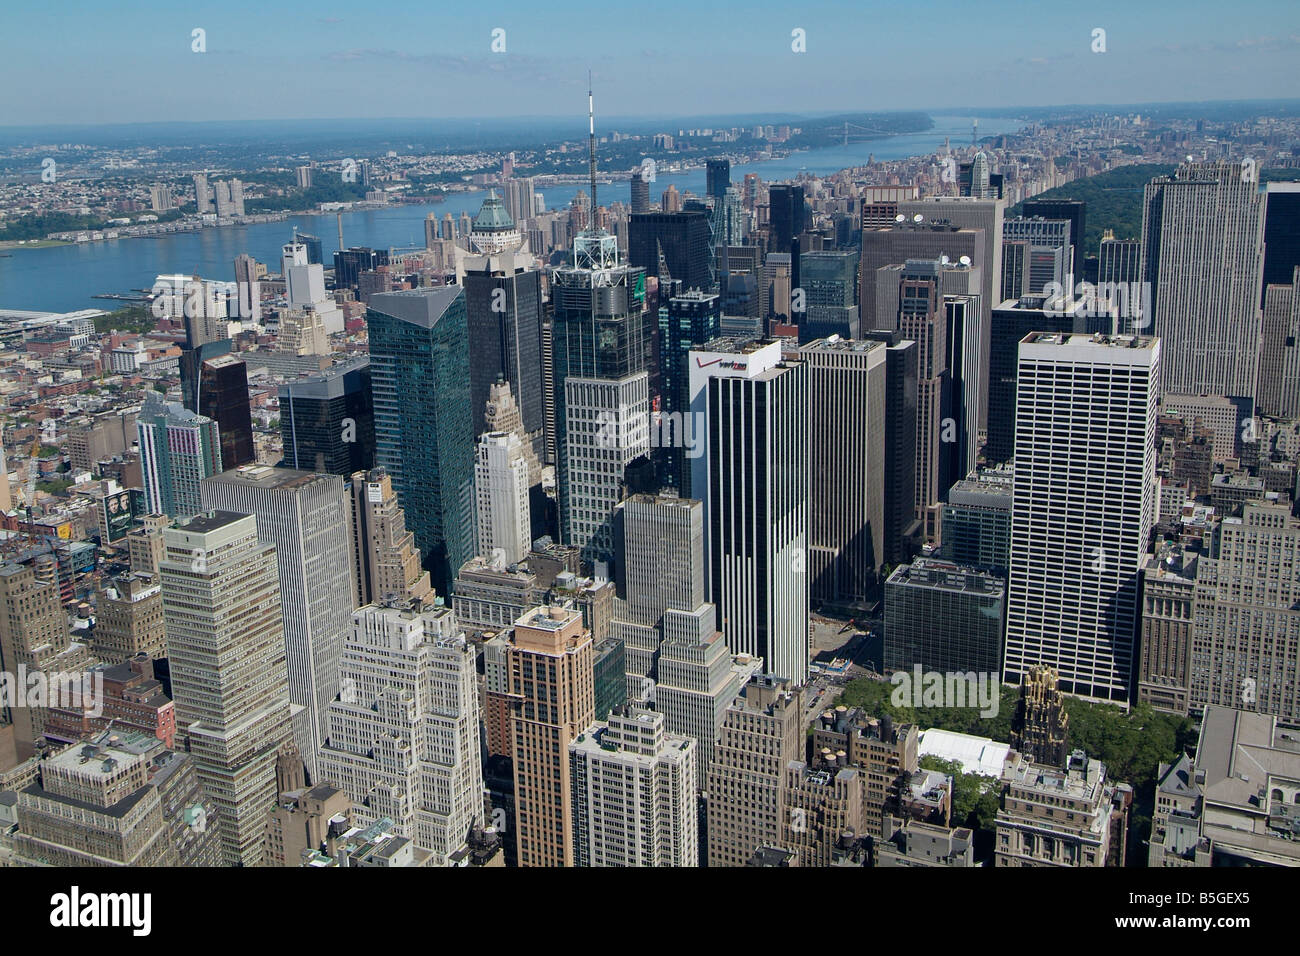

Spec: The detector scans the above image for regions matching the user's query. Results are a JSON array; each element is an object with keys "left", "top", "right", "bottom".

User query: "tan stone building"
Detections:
[
  {"left": 780, "top": 760, "right": 865, "bottom": 867},
  {"left": 706, "top": 676, "right": 803, "bottom": 867},
  {"left": 995, "top": 749, "right": 1125, "bottom": 867},
  {"left": 92, "top": 571, "right": 165, "bottom": 663},
  {"left": 507, "top": 605, "right": 595, "bottom": 867},
  {"left": 348, "top": 468, "right": 432, "bottom": 606}
]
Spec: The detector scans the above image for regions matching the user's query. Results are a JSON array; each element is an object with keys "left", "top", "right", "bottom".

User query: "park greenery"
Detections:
[
  {"left": 835, "top": 675, "right": 1198, "bottom": 864},
  {"left": 93, "top": 305, "right": 158, "bottom": 335},
  {"left": 1014, "top": 163, "right": 1300, "bottom": 256}
]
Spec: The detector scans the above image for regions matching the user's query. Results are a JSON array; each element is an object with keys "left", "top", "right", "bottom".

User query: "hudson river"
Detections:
[{"left": 0, "top": 116, "right": 1023, "bottom": 314}]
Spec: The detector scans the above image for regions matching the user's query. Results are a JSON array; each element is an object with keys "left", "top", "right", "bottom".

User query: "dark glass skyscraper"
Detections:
[
  {"left": 552, "top": 227, "right": 649, "bottom": 569},
  {"left": 181, "top": 348, "right": 254, "bottom": 470},
  {"left": 333, "top": 246, "right": 389, "bottom": 289},
  {"left": 278, "top": 357, "right": 375, "bottom": 476},
  {"left": 366, "top": 287, "right": 475, "bottom": 592},
  {"left": 630, "top": 173, "right": 650, "bottom": 214},
  {"left": 464, "top": 263, "right": 543, "bottom": 440},
  {"left": 768, "top": 184, "right": 806, "bottom": 258},
  {"left": 706, "top": 159, "right": 731, "bottom": 201},
  {"left": 657, "top": 288, "right": 720, "bottom": 493},
  {"left": 628, "top": 212, "right": 712, "bottom": 292},
  {"left": 1262, "top": 183, "right": 1300, "bottom": 304},
  {"left": 294, "top": 232, "right": 324, "bottom": 265}
]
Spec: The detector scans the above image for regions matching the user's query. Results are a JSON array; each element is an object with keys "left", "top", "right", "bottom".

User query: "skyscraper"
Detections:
[
  {"left": 161, "top": 512, "right": 294, "bottom": 866},
  {"left": 552, "top": 215, "right": 649, "bottom": 570},
  {"left": 628, "top": 211, "right": 712, "bottom": 291},
  {"left": 282, "top": 239, "right": 343, "bottom": 334},
  {"left": 877, "top": 260, "right": 949, "bottom": 541},
  {"left": 611, "top": 493, "right": 711, "bottom": 696},
  {"left": 629, "top": 173, "right": 650, "bottom": 214},
  {"left": 1140, "top": 161, "right": 1265, "bottom": 402},
  {"left": 706, "top": 676, "right": 803, "bottom": 867},
  {"left": 797, "top": 250, "right": 860, "bottom": 341},
  {"left": 898, "top": 196, "right": 1004, "bottom": 429},
  {"left": 366, "top": 287, "right": 476, "bottom": 592},
  {"left": 1004, "top": 333, "right": 1159, "bottom": 703},
  {"left": 462, "top": 191, "right": 545, "bottom": 453},
  {"left": 1021, "top": 198, "right": 1086, "bottom": 279},
  {"left": 317, "top": 601, "right": 484, "bottom": 864},
  {"left": 1261, "top": 181, "right": 1300, "bottom": 304},
  {"left": 194, "top": 352, "right": 255, "bottom": 469},
  {"left": 859, "top": 221, "right": 982, "bottom": 330},
  {"left": 1189, "top": 502, "right": 1300, "bottom": 721},
  {"left": 768, "top": 184, "right": 807, "bottom": 259},
  {"left": 657, "top": 288, "right": 720, "bottom": 493},
  {"left": 1001, "top": 217, "right": 1073, "bottom": 301},
  {"left": 1259, "top": 267, "right": 1300, "bottom": 419},
  {"left": 861, "top": 330, "right": 920, "bottom": 567},
  {"left": 569, "top": 705, "right": 697, "bottom": 867},
  {"left": 137, "top": 393, "right": 223, "bottom": 519},
  {"left": 1098, "top": 232, "right": 1141, "bottom": 288},
  {"left": 475, "top": 430, "right": 532, "bottom": 566},
  {"left": 507, "top": 604, "right": 596, "bottom": 867},
  {"left": 0, "top": 562, "right": 93, "bottom": 761},
  {"left": 800, "top": 337, "right": 887, "bottom": 604},
  {"left": 348, "top": 468, "right": 433, "bottom": 607},
  {"left": 986, "top": 295, "right": 1111, "bottom": 465},
  {"left": 689, "top": 338, "right": 809, "bottom": 684},
  {"left": 200, "top": 467, "right": 357, "bottom": 782},
  {"left": 706, "top": 159, "right": 731, "bottom": 201},
  {"left": 278, "top": 357, "right": 376, "bottom": 476},
  {"left": 192, "top": 172, "right": 213, "bottom": 215}
]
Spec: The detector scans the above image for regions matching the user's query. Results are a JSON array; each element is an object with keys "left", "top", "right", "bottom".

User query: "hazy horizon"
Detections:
[{"left": 5, "top": 0, "right": 1298, "bottom": 126}]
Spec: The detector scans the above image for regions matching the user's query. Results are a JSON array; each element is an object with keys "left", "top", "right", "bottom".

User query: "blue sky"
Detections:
[{"left": 3, "top": 0, "right": 1299, "bottom": 125}]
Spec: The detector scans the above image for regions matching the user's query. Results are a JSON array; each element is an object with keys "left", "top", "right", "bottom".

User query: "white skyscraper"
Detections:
[
  {"left": 566, "top": 374, "right": 650, "bottom": 573},
  {"left": 318, "top": 601, "right": 484, "bottom": 865},
  {"left": 475, "top": 430, "right": 531, "bottom": 565},
  {"left": 569, "top": 705, "right": 698, "bottom": 867},
  {"left": 1004, "top": 332, "right": 1160, "bottom": 704},
  {"left": 689, "top": 338, "right": 810, "bottom": 684},
  {"left": 282, "top": 240, "right": 343, "bottom": 334},
  {"left": 200, "top": 466, "right": 358, "bottom": 782},
  {"left": 160, "top": 512, "right": 294, "bottom": 866}
]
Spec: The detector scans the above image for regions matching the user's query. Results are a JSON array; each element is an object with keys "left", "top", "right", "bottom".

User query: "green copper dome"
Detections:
[{"left": 473, "top": 189, "right": 515, "bottom": 233}]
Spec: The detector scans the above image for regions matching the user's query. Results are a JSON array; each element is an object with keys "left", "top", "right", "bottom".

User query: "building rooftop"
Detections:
[
  {"left": 175, "top": 510, "right": 252, "bottom": 534},
  {"left": 367, "top": 286, "right": 463, "bottom": 330},
  {"left": 919, "top": 728, "right": 1011, "bottom": 778},
  {"left": 207, "top": 464, "right": 328, "bottom": 491}
]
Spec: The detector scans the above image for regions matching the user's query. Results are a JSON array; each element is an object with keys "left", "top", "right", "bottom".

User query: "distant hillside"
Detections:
[{"left": 1014, "top": 163, "right": 1300, "bottom": 256}]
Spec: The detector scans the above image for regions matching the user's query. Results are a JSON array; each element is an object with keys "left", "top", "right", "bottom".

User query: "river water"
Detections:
[{"left": 0, "top": 115, "right": 1023, "bottom": 314}]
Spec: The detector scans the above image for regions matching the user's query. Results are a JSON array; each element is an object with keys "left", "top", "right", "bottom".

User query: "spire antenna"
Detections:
[{"left": 587, "top": 71, "right": 597, "bottom": 227}]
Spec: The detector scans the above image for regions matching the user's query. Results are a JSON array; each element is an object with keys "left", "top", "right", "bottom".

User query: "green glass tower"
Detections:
[{"left": 366, "top": 287, "right": 475, "bottom": 592}]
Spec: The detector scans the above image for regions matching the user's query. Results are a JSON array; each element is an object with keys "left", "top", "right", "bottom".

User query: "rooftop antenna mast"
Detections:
[{"left": 587, "top": 71, "right": 597, "bottom": 226}]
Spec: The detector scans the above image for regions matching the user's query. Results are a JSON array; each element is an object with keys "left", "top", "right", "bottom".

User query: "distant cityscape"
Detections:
[{"left": 1, "top": 11, "right": 1300, "bottom": 885}]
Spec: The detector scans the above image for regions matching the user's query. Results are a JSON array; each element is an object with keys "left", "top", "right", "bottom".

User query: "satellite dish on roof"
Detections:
[
  {"left": 894, "top": 214, "right": 905, "bottom": 223},
  {"left": 940, "top": 255, "right": 950, "bottom": 265},
  {"left": 912, "top": 214, "right": 924, "bottom": 223},
  {"left": 959, "top": 255, "right": 971, "bottom": 266}
]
